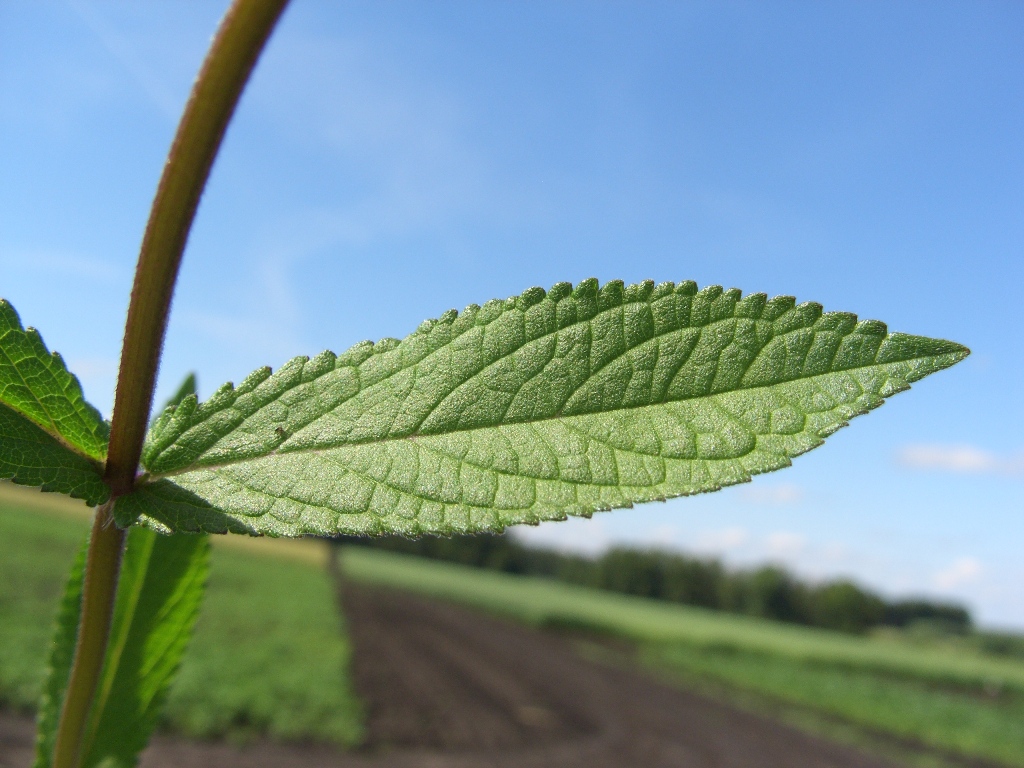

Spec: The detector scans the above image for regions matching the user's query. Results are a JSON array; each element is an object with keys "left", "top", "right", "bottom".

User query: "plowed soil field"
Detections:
[{"left": 3, "top": 583, "right": 910, "bottom": 768}]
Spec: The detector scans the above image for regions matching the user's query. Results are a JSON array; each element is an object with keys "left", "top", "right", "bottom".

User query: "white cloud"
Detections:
[
  {"left": 0, "top": 251, "right": 122, "bottom": 283},
  {"left": 511, "top": 516, "right": 610, "bottom": 557},
  {"left": 765, "top": 531, "right": 807, "bottom": 558},
  {"left": 897, "top": 444, "right": 1024, "bottom": 476},
  {"left": 934, "top": 557, "right": 983, "bottom": 589},
  {"left": 650, "top": 524, "right": 682, "bottom": 546},
  {"left": 693, "top": 526, "right": 749, "bottom": 554},
  {"left": 740, "top": 482, "right": 804, "bottom": 505}
]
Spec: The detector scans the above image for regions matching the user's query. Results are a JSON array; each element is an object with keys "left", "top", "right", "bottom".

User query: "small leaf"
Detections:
[
  {"left": 0, "top": 403, "right": 109, "bottom": 505},
  {"left": 80, "top": 527, "right": 209, "bottom": 768},
  {"left": 119, "top": 280, "right": 968, "bottom": 536},
  {"left": 33, "top": 540, "right": 87, "bottom": 768},
  {"left": 159, "top": 373, "right": 198, "bottom": 418},
  {"left": 0, "top": 299, "right": 109, "bottom": 461}
]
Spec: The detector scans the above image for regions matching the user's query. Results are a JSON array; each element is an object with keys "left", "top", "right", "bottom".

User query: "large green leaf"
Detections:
[
  {"left": 117, "top": 280, "right": 967, "bottom": 536},
  {"left": 0, "top": 299, "right": 109, "bottom": 460}
]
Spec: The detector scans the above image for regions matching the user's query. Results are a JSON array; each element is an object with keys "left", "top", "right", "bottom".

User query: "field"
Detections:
[
  {"left": 342, "top": 547, "right": 1024, "bottom": 766},
  {"left": 0, "top": 485, "right": 361, "bottom": 746},
  {"left": 3, "top": 483, "right": 1024, "bottom": 766}
]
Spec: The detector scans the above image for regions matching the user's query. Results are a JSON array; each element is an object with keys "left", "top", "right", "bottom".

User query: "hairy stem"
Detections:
[
  {"left": 105, "top": 0, "right": 290, "bottom": 498},
  {"left": 53, "top": 2, "right": 290, "bottom": 767},
  {"left": 51, "top": 505, "right": 124, "bottom": 768}
]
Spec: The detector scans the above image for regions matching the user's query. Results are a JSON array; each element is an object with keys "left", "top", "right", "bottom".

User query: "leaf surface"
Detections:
[
  {"left": 119, "top": 280, "right": 968, "bottom": 536},
  {"left": 0, "top": 299, "right": 109, "bottom": 460},
  {"left": 0, "top": 404, "right": 109, "bottom": 505}
]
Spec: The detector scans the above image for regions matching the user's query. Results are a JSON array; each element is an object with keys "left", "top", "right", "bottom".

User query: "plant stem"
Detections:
[
  {"left": 52, "top": 2, "right": 290, "bottom": 767},
  {"left": 51, "top": 504, "right": 124, "bottom": 768},
  {"left": 105, "top": 0, "right": 290, "bottom": 498}
]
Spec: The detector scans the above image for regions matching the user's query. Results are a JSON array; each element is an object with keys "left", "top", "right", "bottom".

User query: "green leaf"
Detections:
[
  {"left": 118, "top": 280, "right": 968, "bottom": 537},
  {"left": 0, "top": 404, "right": 110, "bottom": 505},
  {"left": 80, "top": 527, "right": 209, "bottom": 768},
  {"left": 33, "top": 540, "right": 88, "bottom": 768},
  {"left": 158, "top": 373, "right": 198, "bottom": 419},
  {"left": 0, "top": 299, "right": 109, "bottom": 461},
  {"left": 32, "top": 527, "right": 210, "bottom": 768},
  {"left": 0, "top": 298, "right": 109, "bottom": 503}
]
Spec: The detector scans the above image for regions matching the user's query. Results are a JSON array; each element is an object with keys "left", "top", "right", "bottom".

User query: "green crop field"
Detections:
[
  {"left": 342, "top": 547, "right": 1024, "bottom": 767},
  {"left": 0, "top": 486, "right": 361, "bottom": 746},
  {"left": 5, "top": 483, "right": 1024, "bottom": 765}
]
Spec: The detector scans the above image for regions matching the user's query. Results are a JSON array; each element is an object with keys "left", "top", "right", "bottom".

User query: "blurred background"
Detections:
[{"left": 0, "top": 1, "right": 1021, "bottom": 630}]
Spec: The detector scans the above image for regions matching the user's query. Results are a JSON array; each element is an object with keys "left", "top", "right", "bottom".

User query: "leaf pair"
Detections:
[{"left": 1, "top": 281, "right": 968, "bottom": 540}]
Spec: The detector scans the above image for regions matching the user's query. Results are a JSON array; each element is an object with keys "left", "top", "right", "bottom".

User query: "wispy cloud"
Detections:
[
  {"left": 934, "top": 557, "right": 983, "bottom": 590},
  {"left": 740, "top": 482, "right": 804, "bottom": 505},
  {"left": 897, "top": 444, "right": 1024, "bottom": 476},
  {"left": 69, "top": 0, "right": 181, "bottom": 119},
  {"left": 765, "top": 531, "right": 807, "bottom": 558},
  {"left": 512, "top": 516, "right": 610, "bottom": 557},
  {"left": 694, "top": 526, "right": 750, "bottom": 553},
  {"left": 178, "top": 308, "right": 305, "bottom": 364},
  {"left": 0, "top": 250, "right": 122, "bottom": 283}
]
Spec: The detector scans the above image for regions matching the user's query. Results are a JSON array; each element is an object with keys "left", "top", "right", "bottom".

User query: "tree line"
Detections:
[{"left": 342, "top": 533, "right": 971, "bottom": 635}]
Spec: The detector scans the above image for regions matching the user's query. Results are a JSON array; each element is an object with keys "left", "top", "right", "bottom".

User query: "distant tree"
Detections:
[
  {"left": 660, "top": 555, "right": 724, "bottom": 608},
  {"left": 809, "top": 581, "right": 886, "bottom": 634},
  {"left": 598, "top": 549, "right": 664, "bottom": 598},
  {"left": 737, "top": 566, "right": 810, "bottom": 624},
  {"left": 884, "top": 600, "right": 972, "bottom": 633}
]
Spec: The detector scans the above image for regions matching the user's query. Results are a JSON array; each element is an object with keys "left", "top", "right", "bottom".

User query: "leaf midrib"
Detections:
[
  {"left": 145, "top": 308, "right": 870, "bottom": 475},
  {"left": 141, "top": 352, "right": 954, "bottom": 484},
  {"left": 0, "top": 332, "right": 105, "bottom": 463},
  {"left": 145, "top": 301, "right": 795, "bottom": 469},
  {"left": 0, "top": 399, "right": 106, "bottom": 471}
]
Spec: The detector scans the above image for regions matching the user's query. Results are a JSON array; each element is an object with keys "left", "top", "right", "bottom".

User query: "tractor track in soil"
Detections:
[{"left": 2, "top": 583, "right": 992, "bottom": 768}]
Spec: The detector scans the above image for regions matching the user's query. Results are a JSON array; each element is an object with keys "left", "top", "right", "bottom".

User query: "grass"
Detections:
[
  {"left": 0, "top": 484, "right": 362, "bottom": 746},
  {"left": 645, "top": 644, "right": 1024, "bottom": 767},
  {"left": 342, "top": 546, "right": 1024, "bottom": 767}
]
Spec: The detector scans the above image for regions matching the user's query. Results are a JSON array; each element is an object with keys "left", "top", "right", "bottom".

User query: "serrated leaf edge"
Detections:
[
  {"left": 0, "top": 299, "right": 110, "bottom": 463},
  {"left": 138, "top": 279, "right": 969, "bottom": 483}
]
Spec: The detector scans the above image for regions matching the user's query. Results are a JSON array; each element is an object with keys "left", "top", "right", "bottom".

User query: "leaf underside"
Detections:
[
  {"left": 117, "top": 280, "right": 967, "bottom": 537},
  {"left": 0, "top": 300, "right": 109, "bottom": 460},
  {"left": 0, "top": 404, "right": 110, "bottom": 505},
  {"left": 0, "top": 299, "right": 109, "bottom": 503}
]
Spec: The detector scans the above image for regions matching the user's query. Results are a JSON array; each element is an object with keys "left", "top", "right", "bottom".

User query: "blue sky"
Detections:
[{"left": 2, "top": 1, "right": 1022, "bottom": 627}]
